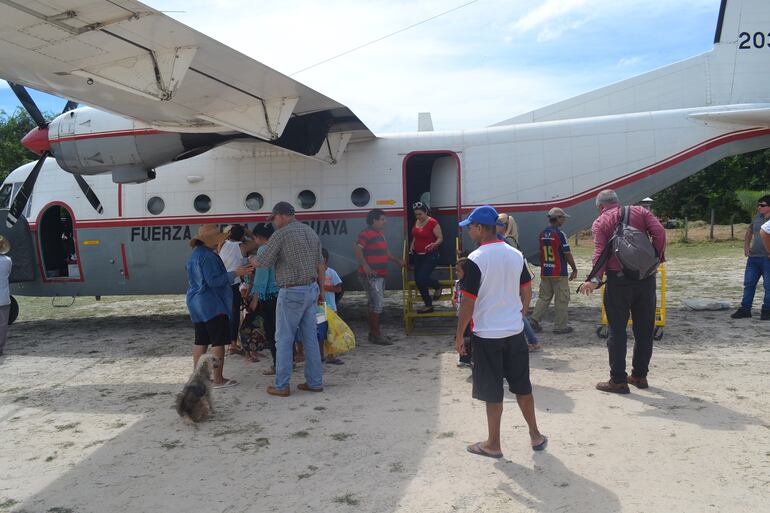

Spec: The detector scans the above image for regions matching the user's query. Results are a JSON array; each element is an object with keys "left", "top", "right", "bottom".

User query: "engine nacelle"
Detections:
[{"left": 47, "top": 107, "right": 238, "bottom": 184}]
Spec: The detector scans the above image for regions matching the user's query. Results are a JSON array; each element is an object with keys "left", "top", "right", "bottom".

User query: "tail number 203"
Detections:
[{"left": 738, "top": 32, "right": 770, "bottom": 49}]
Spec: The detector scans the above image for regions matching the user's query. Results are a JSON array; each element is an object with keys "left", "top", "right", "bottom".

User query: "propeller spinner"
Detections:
[{"left": 6, "top": 83, "right": 103, "bottom": 228}]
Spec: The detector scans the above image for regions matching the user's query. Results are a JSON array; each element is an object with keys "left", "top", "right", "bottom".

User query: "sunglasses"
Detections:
[
  {"left": 412, "top": 202, "right": 427, "bottom": 210},
  {"left": 758, "top": 203, "right": 769, "bottom": 207}
]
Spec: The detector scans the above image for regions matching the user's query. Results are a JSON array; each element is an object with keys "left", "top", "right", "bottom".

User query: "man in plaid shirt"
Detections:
[{"left": 251, "top": 201, "right": 325, "bottom": 397}]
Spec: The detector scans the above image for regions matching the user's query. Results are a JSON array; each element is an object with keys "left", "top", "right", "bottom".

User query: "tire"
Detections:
[{"left": 9, "top": 296, "right": 18, "bottom": 325}]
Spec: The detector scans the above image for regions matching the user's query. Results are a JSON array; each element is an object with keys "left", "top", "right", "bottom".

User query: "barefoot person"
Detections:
[
  {"left": 186, "top": 224, "right": 252, "bottom": 388},
  {"left": 455, "top": 206, "right": 547, "bottom": 458}
]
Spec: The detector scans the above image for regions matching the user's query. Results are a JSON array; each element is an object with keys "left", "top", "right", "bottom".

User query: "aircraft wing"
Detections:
[{"left": 0, "top": 0, "right": 374, "bottom": 161}]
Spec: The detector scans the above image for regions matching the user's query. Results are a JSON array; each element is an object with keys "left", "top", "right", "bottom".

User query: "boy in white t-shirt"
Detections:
[
  {"left": 762, "top": 219, "right": 770, "bottom": 253},
  {"left": 318, "top": 248, "right": 344, "bottom": 364}
]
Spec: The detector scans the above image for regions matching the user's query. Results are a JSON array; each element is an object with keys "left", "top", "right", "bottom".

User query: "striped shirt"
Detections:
[
  {"left": 539, "top": 226, "right": 570, "bottom": 277},
  {"left": 357, "top": 228, "right": 389, "bottom": 277}
]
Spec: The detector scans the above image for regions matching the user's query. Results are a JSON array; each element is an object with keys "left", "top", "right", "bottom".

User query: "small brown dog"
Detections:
[{"left": 176, "top": 354, "right": 219, "bottom": 423}]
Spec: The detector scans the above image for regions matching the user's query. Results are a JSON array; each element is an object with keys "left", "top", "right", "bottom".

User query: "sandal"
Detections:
[
  {"left": 213, "top": 378, "right": 239, "bottom": 389},
  {"left": 466, "top": 442, "right": 503, "bottom": 459}
]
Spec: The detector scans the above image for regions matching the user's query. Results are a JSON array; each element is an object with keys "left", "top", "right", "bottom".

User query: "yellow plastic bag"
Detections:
[{"left": 324, "top": 306, "right": 356, "bottom": 355}]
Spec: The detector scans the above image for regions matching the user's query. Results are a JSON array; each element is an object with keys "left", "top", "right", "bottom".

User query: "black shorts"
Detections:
[
  {"left": 472, "top": 332, "right": 531, "bottom": 402},
  {"left": 194, "top": 314, "right": 230, "bottom": 347}
]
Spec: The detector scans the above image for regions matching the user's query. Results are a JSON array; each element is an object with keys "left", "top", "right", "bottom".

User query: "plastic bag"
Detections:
[{"left": 324, "top": 306, "right": 356, "bottom": 355}]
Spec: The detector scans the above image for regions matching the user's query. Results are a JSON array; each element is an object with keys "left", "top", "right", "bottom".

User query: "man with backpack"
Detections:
[{"left": 578, "top": 190, "right": 666, "bottom": 394}]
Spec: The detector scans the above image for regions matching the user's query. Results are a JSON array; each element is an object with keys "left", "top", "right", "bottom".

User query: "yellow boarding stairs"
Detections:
[
  {"left": 402, "top": 239, "right": 460, "bottom": 334},
  {"left": 596, "top": 263, "right": 667, "bottom": 340}
]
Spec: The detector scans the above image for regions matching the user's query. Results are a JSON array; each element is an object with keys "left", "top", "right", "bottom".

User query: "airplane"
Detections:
[{"left": 0, "top": 0, "right": 768, "bottom": 324}]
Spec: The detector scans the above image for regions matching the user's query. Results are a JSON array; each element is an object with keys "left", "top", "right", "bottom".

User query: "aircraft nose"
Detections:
[{"left": 21, "top": 125, "right": 50, "bottom": 155}]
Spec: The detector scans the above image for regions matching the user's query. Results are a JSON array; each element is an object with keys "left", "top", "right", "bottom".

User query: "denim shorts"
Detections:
[{"left": 358, "top": 274, "right": 385, "bottom": 314}]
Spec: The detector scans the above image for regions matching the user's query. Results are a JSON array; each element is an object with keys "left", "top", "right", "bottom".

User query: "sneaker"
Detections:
[
  {"left": 595, "top": 379, "right": 630, "bottom": 394},
  {"left": 761, "top": 309, "right": 770, "bottom": 321},
  {"left": 457, "top": 360, "right": 471, "bottom": 368},
  {"left": 433, "top": 287, "right": 443, "bottom": 300},
  {"left": 730, "top": 308, "right": 752, "bottom": 319},
  {"left": 417, "top": 307, "right": 434, "bottom": 314},
  {"left": 529, "top": 318, "right": 543, "bottom": 333},
  {"left": 627, "top": 374, "right": 649, "bottom": 389},
  {"left": 370, "top": 335, "right": 393, "bottom": 346},
  {"left": 553, "top": 326, "right": 574, "bottom": 334}
]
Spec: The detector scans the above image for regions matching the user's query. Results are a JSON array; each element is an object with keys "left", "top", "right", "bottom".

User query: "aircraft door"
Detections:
[
  {"left": 0, "top": 184, "right": 37, "bottom": 282},
  {"left": 37, "top": 204, "right": 82, "bottom": 281},
  {"left": 403, "top": 152, "right": 461, "bottom": 265}
]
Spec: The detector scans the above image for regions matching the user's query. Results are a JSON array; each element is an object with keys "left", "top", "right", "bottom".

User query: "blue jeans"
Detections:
[
  {"left": 740, "top": 256, "right": 770, "bottom": 311},
  {"left": 275, "top": 283, "right": 323, "bottom": 390},
  {"left": 522, "top": 316, "right": 539, "bottom": 345}
]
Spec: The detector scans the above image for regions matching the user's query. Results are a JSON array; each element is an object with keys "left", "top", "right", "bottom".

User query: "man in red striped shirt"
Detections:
[{"left": 353, "top": 209, "right": 404, "bottom": 345}]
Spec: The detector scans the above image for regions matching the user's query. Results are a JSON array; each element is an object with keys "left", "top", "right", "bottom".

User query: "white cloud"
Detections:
[{"left": 617, "top": 56, "right": 643, "bottom": 68}]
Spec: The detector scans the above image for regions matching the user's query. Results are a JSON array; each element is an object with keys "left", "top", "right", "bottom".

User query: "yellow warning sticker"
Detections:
[
  {"left": 82, "top": 240, "right": 100, "bottom": 245},
  {"left": 376, "top": 199, "right": 397, "bottom": 205}
]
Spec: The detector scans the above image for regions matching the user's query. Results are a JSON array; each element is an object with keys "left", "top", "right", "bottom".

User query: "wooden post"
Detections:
[
  {"left": 730, "top": 214, "right": 735, "bottom": 240},
  {"left": 709, "top": 209, "right": 715, "bottom": 240},
  {"left": 683, "top": 215, "right": 689, "bottom": 242}
]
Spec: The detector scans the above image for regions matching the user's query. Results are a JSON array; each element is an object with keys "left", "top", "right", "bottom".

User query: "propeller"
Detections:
[{"left": 5, "top": 83, "right": 103, "bottom": 228}]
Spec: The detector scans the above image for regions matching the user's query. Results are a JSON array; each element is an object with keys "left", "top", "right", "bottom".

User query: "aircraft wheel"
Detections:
[
  {"left": 596, "top": 325, "right": 608, "bottom": 339},
  {"left": 9, "top": 296, "right": 18, "bottom": 325},
  {"left": 653, "top": 326, "right": 664, "bottom": 341}
]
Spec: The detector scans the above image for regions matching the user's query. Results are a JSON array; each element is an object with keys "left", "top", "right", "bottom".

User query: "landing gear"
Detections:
[{"left": 9, "top": 295, "right": 18, "bottom": 325}]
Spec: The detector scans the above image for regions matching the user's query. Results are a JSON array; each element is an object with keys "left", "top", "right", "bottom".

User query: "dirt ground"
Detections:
[{"left": 1, "top": 238, "right": 769, "bottom": 513}]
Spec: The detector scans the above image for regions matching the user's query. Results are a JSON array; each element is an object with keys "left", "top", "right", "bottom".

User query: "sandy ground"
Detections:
[{"left": 1, "top": 242, "right": 769, "bottom": 513}]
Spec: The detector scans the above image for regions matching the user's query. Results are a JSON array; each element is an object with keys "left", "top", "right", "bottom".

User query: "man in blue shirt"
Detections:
[{"left": 186, "top": 224, "right": 251, "bottom": 388}]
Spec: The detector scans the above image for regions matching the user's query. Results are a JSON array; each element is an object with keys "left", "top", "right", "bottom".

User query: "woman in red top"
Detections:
[{"left": 409, "top": 202, "right": 444, "bottom": 313}]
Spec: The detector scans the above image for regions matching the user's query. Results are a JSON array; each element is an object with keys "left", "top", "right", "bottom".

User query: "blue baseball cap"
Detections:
[{"left": 459, "top": 205, "right": 503, "bottom": 227}]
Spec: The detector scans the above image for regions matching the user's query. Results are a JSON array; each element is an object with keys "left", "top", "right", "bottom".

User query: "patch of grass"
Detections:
[
  {"left": 47, "top": 508, "right": 75, "bottom": 513},
  {"left": 125, "top": 391, "right": 168, "bottom": 402},
  {"left": 54, "top": 422, "right": 79, "bottom": 432},
  {"left": 333, "top": 493, "right": 360, "bottom": 506},
  {"left": 44, "top": 452, "right": 58, "bottom": 462},
  {"left": 389, "top": 462, "right": 404, "bottom": 473},
  {"left": 313, "top": 406, "right": 326, "bottom": 411},
  {"left": 12, "top": 395, "right": 28, "bottom": 403},
  {"left": 291, "top": 430, "right": 311, "bottom": 439},
  {"left": 330, "top": 432, "right": 354, "bottom": 441},
  {"left": 436, "top": 431, "right": 455, "bottom": 439},
  {"left": 159, "top": 439, "right": 182, "bottom": 450},
  {"left": 58, "top": 442, "right": 75, "bottom": 449},
  {"left": 0, "top": 498, "right": 19, "bottom": 509},
  {"left": 83, "top": 440, "right": 108, "bottom": 449},
  {"left": 233, "top": 438, "right": 270, "bottom": 452},
  {"left": 111, "top": 421, "right": 127, "bottom": 429},
  {"left": 213, "top": 422, "right": 262, "bottom": 437}
]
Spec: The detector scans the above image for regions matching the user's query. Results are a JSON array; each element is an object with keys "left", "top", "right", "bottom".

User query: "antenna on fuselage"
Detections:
[{"left": 418, "top": 112, "right": 434, "bottom": 132}]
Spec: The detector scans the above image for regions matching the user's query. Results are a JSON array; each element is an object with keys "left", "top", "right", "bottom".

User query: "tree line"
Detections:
[{"left": 1, "top": 107, "right": 769, "bottom": 222}]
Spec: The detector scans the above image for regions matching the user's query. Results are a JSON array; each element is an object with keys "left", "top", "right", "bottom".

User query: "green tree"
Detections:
[
  {"left": 652, "top": 149, "right": 770, "bottom": 223},
  {"left": 0, "top": 108, "right": 38, "bottom": 182}
]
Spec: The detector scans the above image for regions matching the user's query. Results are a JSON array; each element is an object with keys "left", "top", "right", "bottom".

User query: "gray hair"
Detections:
[{"left": 596, "top": 189, "right": 619, "bottom": 207}]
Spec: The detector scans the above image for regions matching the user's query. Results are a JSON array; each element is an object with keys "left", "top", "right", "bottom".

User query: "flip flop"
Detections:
[
  {"left": 532, "top": 435, "right": 548, "bottom": 452},
  {"left": 213, "top": 379, "right": 239, "bottom": 389},
  {"left": 466, "top": 442, "right": 503, "bottom": 459}
]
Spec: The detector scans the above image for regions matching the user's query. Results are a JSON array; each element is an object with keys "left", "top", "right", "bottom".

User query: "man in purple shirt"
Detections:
[{"left": 579, "top": 190, "right": 666, "bottom": 394}]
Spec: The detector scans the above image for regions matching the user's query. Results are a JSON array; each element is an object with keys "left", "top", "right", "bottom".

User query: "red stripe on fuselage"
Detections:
[{"left": 50, "top": 128, "right": 167, "bottom": 144}]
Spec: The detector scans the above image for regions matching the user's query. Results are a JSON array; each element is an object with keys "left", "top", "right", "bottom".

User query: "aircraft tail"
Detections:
[{"left": 493, "top": 0, "right": 770, "bottom": 127}]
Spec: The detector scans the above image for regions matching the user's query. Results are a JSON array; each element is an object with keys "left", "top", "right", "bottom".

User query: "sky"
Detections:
[{"left": 0, "top": 0, "right": 720, "bottom": 134}]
